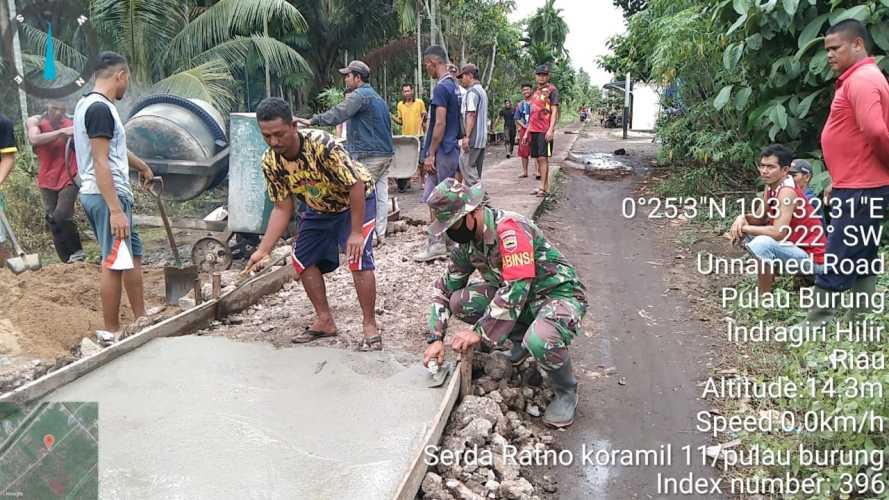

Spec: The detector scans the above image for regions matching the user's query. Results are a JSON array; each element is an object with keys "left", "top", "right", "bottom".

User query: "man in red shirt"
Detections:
[
  {"left": 806, "top": 19, "right": 889, "bottom": 326},
  {"left": 729, "top": 145, "right": 825, "bottom": 293},
  {"left": 528, "top": 65, "right": 560, "bottom": 197},
  {"left": 26, "top": 102, "right": 84, "bottom": 263}
]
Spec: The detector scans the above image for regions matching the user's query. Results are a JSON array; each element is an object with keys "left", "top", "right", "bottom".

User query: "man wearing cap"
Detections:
[
  {"left": 298, "top": 60, "right": 395, "bottom": 244},
  {"left": 414, "top": 46, "right": 463, "bottom": 262},
  {"left": 422, "top": 178, "right": 588, "bottom": 428},
  {"left": 0, "top": 112, "right": 17, "bottom": 265},
  {"left": 528, "top": 64, "right": 560, "bottom": 197},
  {"left": 789, "top": 159, "right": 815, "bottom": 200},
  {"left": 456, "top": 63, "right": 489, "bottom": 187}
]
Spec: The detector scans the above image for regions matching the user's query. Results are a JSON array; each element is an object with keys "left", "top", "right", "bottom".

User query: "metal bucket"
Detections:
[{"left": 389, "top": 136, "right": 421, "bottom": 179}]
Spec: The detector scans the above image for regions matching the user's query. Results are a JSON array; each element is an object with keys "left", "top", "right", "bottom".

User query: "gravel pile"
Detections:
[{"left": 421, "top": 352, "right": 560, "bottom": 500}]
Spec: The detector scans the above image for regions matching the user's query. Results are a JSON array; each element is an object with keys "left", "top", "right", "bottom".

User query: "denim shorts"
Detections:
[{"left": 80, "top": 193, "right": 144, "bottom": 262}]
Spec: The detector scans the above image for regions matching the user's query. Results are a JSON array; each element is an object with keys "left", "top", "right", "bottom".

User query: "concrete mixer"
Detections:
[{"left": 125, "top": 95, "right": 420, "bottom": 273}]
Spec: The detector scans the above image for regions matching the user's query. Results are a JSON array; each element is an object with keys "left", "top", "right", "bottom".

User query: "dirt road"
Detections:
[{"left": 543, "top": 129, "right": 725, "bottom": 498}]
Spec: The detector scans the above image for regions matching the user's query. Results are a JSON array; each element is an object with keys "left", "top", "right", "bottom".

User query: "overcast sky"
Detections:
[{"left": 509, "top": 0, "right": 627, "bottom": 86}]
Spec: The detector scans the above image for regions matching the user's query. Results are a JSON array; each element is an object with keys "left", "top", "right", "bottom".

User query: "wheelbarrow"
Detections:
[
  {"left": 0, "top": 206, "right": 41, "bottom": 274},
  {"left": 148, "top": 178, "right": 198, "bottom": 305}
]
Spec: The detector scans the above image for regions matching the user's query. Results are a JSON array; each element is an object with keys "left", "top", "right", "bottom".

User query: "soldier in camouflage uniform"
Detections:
[{"left": 422, "top": 179, "right": 588, "bottom": 428}]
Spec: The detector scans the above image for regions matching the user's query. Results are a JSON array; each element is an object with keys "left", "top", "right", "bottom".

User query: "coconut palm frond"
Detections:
[
  {"left": 151, "top": 59, "right": 236, "bottom": 114},
  {"left": 91, "top": 0, "right": 187, "bottom": 82},
  {"left": 166, "top": 0, "right": 307, "bottom": 65},
  {"left": 393, "top": 0, "right": 417, "bottom": 33},
  {"left": 18, "top": 23, "right": 87, "bottom": 70},
  {"left": 191, "top": 35, "right": 312, "bottom": 78}
]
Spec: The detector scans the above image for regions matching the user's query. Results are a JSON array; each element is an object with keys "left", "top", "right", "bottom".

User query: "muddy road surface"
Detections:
[{"left": 542, "top": 130, "right": 725, "bottom": 499}]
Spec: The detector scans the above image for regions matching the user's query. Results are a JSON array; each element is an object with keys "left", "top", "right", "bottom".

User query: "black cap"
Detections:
[{"left": 535, "top": 64, "right": 550, "bottom": 74}]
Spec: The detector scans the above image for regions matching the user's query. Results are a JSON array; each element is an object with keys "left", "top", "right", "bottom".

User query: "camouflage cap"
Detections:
[{"left": 428, "top": 179, "right": 485, "bottom": 236}]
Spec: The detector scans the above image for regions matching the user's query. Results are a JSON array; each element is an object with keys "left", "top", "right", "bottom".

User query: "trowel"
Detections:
[
  {"left": 148, "top": 179, "right": 198, "bottom": 305},
  {"left": 425, "top": 360, "right": 454, "bottom": 388},
  {"left": 0, "top": 206, "right": 41, "bottom": 274}
]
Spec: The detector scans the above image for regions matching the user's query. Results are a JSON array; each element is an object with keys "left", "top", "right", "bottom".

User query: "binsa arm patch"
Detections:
[{"left": 498, "top": 220, "right": 536, "bottom": 281}]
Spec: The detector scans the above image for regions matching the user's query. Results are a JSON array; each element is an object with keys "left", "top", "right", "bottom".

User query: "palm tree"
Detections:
[
  {"left": 83, "top": 0, "right": 310, "bottom": 113},
  {"left": 290, "top": 0, "right": 400, "bottom": 99},
  {"left": 525, "top": 0, "right": 568, "bottom": 58}
]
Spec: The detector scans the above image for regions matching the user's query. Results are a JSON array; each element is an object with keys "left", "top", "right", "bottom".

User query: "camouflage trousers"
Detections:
[{"left": 449, "top": 282, "right": 587, "bottom": 371}]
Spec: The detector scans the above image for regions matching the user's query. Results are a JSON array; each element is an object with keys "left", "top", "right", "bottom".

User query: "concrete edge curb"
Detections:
[
  {"left": 392, "top": 364, "right": 463, "bottom": 500},
  {"left": 0, "top": 261, "right": 295, "bottom": 405}
]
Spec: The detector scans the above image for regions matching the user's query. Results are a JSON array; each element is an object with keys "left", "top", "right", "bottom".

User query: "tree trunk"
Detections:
[
  {"left": 416, "top": 1, "right": 423, "bottom": 99},
  {"left": 485, "top": 38, "right": 498, "bottom": 88},
  {"left": 263, "top": 16, "right": 271, "bottom": 98},
  {"left": 4, "top": 0, "right": 29, "bottom": 127},
  {"left": 430, "top": 0, "right": 437, "bottom": 46}
]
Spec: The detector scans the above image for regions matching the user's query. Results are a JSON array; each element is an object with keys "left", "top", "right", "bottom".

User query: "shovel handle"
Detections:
[
  {"left": 0, "top": 208, "right": 25, "bottom": 256},
  {"left": 149, "top": 178, "right": 183, "bottom": 264}
]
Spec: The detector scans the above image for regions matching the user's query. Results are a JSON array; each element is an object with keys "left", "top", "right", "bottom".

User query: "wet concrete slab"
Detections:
[{"left": 42, "top": 336, "right": 448, "bottom": 500}]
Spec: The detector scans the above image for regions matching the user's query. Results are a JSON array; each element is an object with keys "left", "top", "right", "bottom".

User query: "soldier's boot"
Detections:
[
  {"left": 543, "top": 358, "right": 577, "bottom": 428},
  {"left": 498, "top": 330, "right": 530, "bottom": 366},
  {"left": 841, "top": 275, "right": 878, "bottom": 328},
  {"left": 413, "top": 233, "right": 449, "bottom": 262},
  {"left": 794, "top": 285, "right": 837, "bottom": 333}
]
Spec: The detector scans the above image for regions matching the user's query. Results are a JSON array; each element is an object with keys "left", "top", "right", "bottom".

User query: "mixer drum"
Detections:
[{"left": 125, "top": 95, "right": 228, "bottom": 201}]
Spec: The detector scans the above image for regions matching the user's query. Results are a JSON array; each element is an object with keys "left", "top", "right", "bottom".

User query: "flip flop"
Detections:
[
  {"left": 536, "top": 191, "right": 549, "bottom": 198},
  {"left": 292, "top": 329, "right": 338, "bottom": 344},
  {"left": 518, "top": 174, "right": 529, "bottom": 178},
  {"left": 535, "top": 175, "right": 542, "bottom": 180}
]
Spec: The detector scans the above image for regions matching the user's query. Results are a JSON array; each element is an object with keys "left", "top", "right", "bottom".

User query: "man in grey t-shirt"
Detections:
[
  {"left": 74, "top": 51, "right": 154, "bottom": 337},
  {"left": 457, "top": 64, "right": 488, "bottom": 187}
]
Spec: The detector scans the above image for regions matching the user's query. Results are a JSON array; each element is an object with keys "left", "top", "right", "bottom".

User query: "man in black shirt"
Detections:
[
  {"left": 0, "top": 113, "right": 18, "bottom": 265},
  {"left": 500, "top": 99, "right": 517, "bottom": 158}
]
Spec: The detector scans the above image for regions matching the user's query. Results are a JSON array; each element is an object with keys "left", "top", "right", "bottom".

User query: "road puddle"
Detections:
[{"left": 567, "top": 152, "right": 634, "bottom": 179}]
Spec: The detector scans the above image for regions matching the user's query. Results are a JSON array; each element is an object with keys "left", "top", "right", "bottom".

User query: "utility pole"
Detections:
[{"left": 623, "top": 72, "right": 630, "bottom": 140}]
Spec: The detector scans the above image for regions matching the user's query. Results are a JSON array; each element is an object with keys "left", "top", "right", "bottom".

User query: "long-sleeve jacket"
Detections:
[{"left": 310, "top": 83, "right": 394, "bottom": 158}]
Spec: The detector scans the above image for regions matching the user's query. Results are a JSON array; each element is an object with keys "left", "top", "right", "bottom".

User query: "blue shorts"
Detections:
[
  {"left": 423, "top": 148, "right": 461, "bottom": 202},
  {"left": 291, "top": 195, "right": 376, "bottom": 275},
  {"left": 80, "top": 193, "right": 144, "bottom": 263},
  {"left": 816, "top": 186, "right": 889, "bottom": 291}
]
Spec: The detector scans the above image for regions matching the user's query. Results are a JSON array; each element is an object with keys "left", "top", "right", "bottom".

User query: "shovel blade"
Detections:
[
  {"left": 24, "top": 254, "right": 41, "bottom": 271},
  {"left": 164, "top": 265, "right": 198, "bottom": 305},
  {"left": 5, "top": 257, "right": 26, "bottom": 275}
]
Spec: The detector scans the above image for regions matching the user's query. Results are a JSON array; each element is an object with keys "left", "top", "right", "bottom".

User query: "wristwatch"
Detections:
[{"left": 426, "top": 333, "right": 443, "bottom": 344}]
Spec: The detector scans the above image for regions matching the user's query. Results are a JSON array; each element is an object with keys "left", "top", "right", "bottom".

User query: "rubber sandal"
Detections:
[
  {"left": 292, "top": 329, "right": 338, "bottom": 344},
  {"left": 536, "top": 191, "right": 549, "bottom": 198},
  {"left": 535, "top": 175, "right": 542, "bottom": 180},
  {"left": 357, "top": 335, "right": 383, "bottom": 351},
  {"left": 518, "top": 174, "right": 529, "bottom": 178}
]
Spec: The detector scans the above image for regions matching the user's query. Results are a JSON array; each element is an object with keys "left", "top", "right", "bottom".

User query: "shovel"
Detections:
[
  {"left": 0, "top": 206, "right": 40, "bottom": 274},
  {"left": 148, "top": 179, "right": 198, "bottom": 305}
]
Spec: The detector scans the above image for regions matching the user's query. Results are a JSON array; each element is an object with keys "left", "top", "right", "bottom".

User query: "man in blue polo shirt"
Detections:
[{"left": 414, "top": 45, "right": 462, "bottom": 262}]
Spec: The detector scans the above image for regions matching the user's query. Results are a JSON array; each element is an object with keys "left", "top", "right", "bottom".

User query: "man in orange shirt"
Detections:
[{"left": 804, "top": 19, "right": 889, "bottom": 327}]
